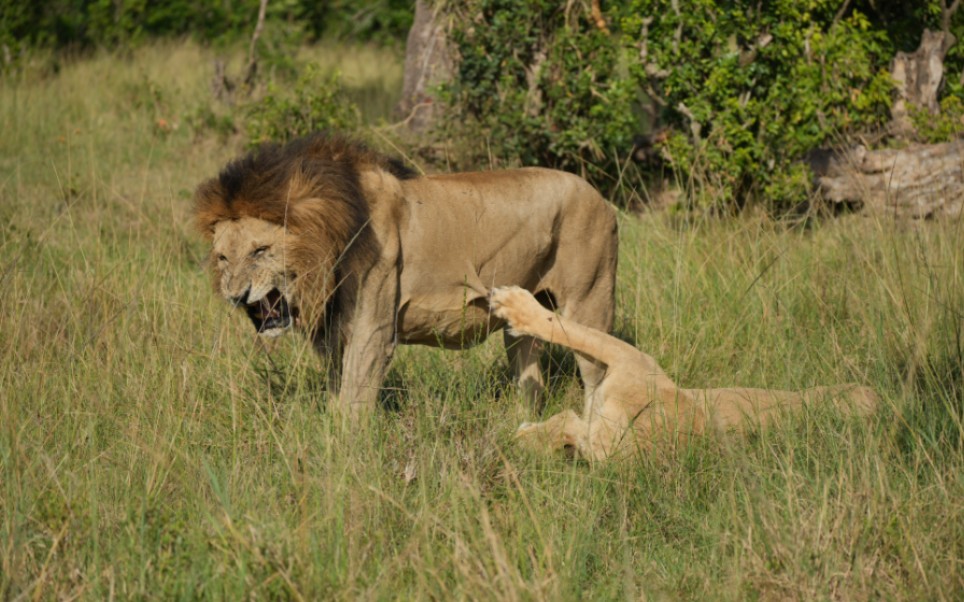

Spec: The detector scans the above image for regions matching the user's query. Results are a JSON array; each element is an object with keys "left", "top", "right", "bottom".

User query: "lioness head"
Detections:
[{"left": 212, "top": 216, "right": 298, "bottom": 337}]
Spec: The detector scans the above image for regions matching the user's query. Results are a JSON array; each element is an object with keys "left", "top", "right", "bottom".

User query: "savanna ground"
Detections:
[{"left": 1, "top": 41, "right": 963, "bottom": 600}]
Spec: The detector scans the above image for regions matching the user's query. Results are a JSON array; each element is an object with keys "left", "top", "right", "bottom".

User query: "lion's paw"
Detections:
[{"left": 488, "top": 286, "right": 544, "bottom": 335}]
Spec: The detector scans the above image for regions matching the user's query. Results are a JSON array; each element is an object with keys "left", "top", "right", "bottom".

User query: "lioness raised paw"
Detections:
[{"left": 488, "top": 286, "right": 550, "bottom": 337}]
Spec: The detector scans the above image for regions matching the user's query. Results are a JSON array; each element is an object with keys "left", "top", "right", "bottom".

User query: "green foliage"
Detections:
[
  {"left": 439, "top": 0, "right": 963, "bottom": 212},
  {"left": 912, "top": 96, "right": 964, "bottom": 143},
  {"left": 243, "top": 65, "right": 361, "bottom": 146},
  {"left": 440, "top": 0, "right": 639, "bottom": 199},
  {"left": 299, "top": 0, "right": 413, "bottom": 45},
  {"left": 0, "top": 0, "right": 411, "bottom": 59},
  {"left": 622, "top": 2, "right": 897, "bottom": 209}
]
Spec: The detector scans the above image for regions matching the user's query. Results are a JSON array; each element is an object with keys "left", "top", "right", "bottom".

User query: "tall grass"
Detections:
[{"left": 1, "top": 41, "right": 962, "bottom": 600}]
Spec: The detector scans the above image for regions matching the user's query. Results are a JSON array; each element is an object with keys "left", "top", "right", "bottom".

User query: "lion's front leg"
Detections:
[
  {"left": 337, "top": 324, "right": 396, "bottom": 417},
  {"left": 334, "top": 264, "right": 400, "bottom": 418}
]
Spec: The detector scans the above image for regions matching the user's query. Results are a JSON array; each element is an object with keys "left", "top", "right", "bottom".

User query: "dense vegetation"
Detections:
[
  {"left": 439, "top": 0, "right": 964, "bottom": 209},
  {"left": 0, "top": 0, "right": 412, "bottom": 50}
]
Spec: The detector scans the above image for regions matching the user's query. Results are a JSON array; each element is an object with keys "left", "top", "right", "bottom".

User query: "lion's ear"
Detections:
[
  {"left": 194, "top": 216, "right": 219, "bottom": 239},
  {"left": 194, "top": 178, "right": 230, "bottom": 238}
]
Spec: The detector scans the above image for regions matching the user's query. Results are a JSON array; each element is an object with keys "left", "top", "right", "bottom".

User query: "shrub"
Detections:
[
  {"left": 438, "top": 0, "right": 640, "bottom": 201},
  {"left": 622, "top": 2, "right": 895, "bottom": 210},
  {"left": 0, "top": 0, "right": 411, "bottom": 55},
  {"left": 243, "top": 65, "right": 361, "bottom": 146},
  {"left": 436, "top": 0, "right": 962, "bottom": 212},
  {"left": 912, "top": 96, "right": 964, "bottom": 143}
]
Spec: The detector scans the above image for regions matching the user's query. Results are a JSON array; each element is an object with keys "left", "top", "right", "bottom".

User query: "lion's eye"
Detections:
[
  {"left": 217, "top": 254, "right": 228, "bottom": 263},
  {"left": 252, "top": 246, "right": 269, "bottom": 258}
]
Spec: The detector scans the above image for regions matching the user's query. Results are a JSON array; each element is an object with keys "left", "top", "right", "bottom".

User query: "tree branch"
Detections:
[
  {"left": 941, "top": 0, "right": 961, "bottom": 34},
  {"left": 244, "top": 0, "right": 269, "bottom": 88},
  {"left": 834, "top": 0, "right": 853, "bottom": 25},
  {"left": 590, "top": 0, "right": 610, "bottom": 34}
]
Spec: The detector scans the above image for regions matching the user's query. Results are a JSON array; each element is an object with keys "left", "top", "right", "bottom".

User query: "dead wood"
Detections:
[{"left": 813, "top": 142, "right": 964, "bottom": 218}]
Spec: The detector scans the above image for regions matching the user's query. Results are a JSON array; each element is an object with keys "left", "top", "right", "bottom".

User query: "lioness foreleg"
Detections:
[{"left": 489, "top": 286, "right": 661, "bottom": 374}]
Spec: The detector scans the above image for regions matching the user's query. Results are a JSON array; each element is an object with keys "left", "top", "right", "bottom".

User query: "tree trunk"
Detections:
[
  {"left": 813, "top": 142, "right": 964, "bottom": 218},
  {"left": 890, "top": 29, "right": 955, "bottom": 137},
  {"left": 396, "top": 0, "right": 453, "bottom": 132}
]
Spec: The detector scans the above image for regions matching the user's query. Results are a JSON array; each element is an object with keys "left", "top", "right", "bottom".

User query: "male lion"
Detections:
[
  {"left": 488, "top": 286, "right": 878, "bottom": 461},
  {"left": 195, "top": 133, "right": 617, "bottom": 415}
]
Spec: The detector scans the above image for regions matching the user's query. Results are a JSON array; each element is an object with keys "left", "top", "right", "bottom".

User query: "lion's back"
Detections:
[{"left": 401, "top": 166, "right": 612, "bottom": 237}]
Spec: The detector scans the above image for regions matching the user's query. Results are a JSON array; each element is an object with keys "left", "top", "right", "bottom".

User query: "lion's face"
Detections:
[{"left": 212, "top": 216, "right": 299, "bottom": 337}]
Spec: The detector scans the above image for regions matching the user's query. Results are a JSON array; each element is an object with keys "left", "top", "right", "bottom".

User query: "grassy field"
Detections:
[{"left": 1, "top": 42, "right": 963, "bottom": 600}]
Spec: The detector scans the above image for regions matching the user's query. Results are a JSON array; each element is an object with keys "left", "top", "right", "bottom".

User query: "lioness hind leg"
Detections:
[
  {"left": 504, "top": 331, "right": 545, "bottom": 406},
  {"left": 515, "top": 409, "right": 589, "bottom": 456}
]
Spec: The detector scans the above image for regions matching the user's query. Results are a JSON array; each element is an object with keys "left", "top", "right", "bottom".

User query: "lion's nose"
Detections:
[{"left": 229, "top": 287, "right": 251, "bottom": 307}]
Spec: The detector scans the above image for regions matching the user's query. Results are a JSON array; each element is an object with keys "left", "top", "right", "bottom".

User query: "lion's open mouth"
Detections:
[{"left": 245, "top": 288, "right": 297, "bottom": 335}]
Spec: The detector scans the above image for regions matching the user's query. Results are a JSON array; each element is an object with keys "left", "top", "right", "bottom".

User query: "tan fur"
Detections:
[
  {"left": 195, "top": 133, "right": 618, "bottom": 415},
  {"left": 488, "top": 286, "right": 878, "bottom": 461}
]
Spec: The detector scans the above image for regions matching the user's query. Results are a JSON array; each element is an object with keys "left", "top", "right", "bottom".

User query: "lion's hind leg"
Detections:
[
  {"left": 694, "top": 384, "right": 879, "bottom": 434},
  {"left": 504, "top": 331, "right": 545, "bottom": 405}
]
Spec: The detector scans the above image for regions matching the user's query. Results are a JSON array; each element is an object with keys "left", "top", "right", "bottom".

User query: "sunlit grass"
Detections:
[{"left": 1, "top": 41, "right": 962, "bottom": 600}]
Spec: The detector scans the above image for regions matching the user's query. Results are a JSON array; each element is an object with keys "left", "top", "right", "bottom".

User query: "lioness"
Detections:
[
  {"left": 195, "top": 133, "right": 617, "bottom": 414},
  {"left": 488, "top": 286, "right": 878, "bottom": 460}
]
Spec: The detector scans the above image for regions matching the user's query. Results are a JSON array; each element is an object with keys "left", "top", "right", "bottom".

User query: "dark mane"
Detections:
[{"left": 194, "top": 131, "right": 417, "bottom": 231}]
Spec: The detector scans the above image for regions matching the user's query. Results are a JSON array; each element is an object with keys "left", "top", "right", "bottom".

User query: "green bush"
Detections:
[
  {"left": 623, "top": 2, "right": 895, "bottom": 210},
  {"left": 243, "top": 65, "right": 361, "bottom": 146},
  {"left": 299, "top": 0, "right": 412, "bottom": 45},
  {"left": 437, "top": 0, "right": 964, "bottom": 212},
  {"left": 0, "top": 0, "right": 411, "bottom": 56},
  {"left": 912, "top": 96, "right": 964, "bottom": 143},
  {"left": 439, "top": 0, "right": 640, "bottom": 200}
]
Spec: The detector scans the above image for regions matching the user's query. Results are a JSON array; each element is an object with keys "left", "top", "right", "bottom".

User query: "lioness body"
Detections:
[
  {"left": 196, "top": 134, "right": 617, "bottom": 414},
  {"left": 488, "top": 286, "right": 878, "bottom": 460}
]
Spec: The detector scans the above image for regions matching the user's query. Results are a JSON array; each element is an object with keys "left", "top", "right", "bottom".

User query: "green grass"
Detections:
[{"left": 1, "top": 41, "right": 963, "bottom": 600}]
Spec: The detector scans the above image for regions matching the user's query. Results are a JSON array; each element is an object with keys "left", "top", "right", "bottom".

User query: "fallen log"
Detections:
[{"left": 813, "top": 141, "right": 964, "bottom": 218}]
